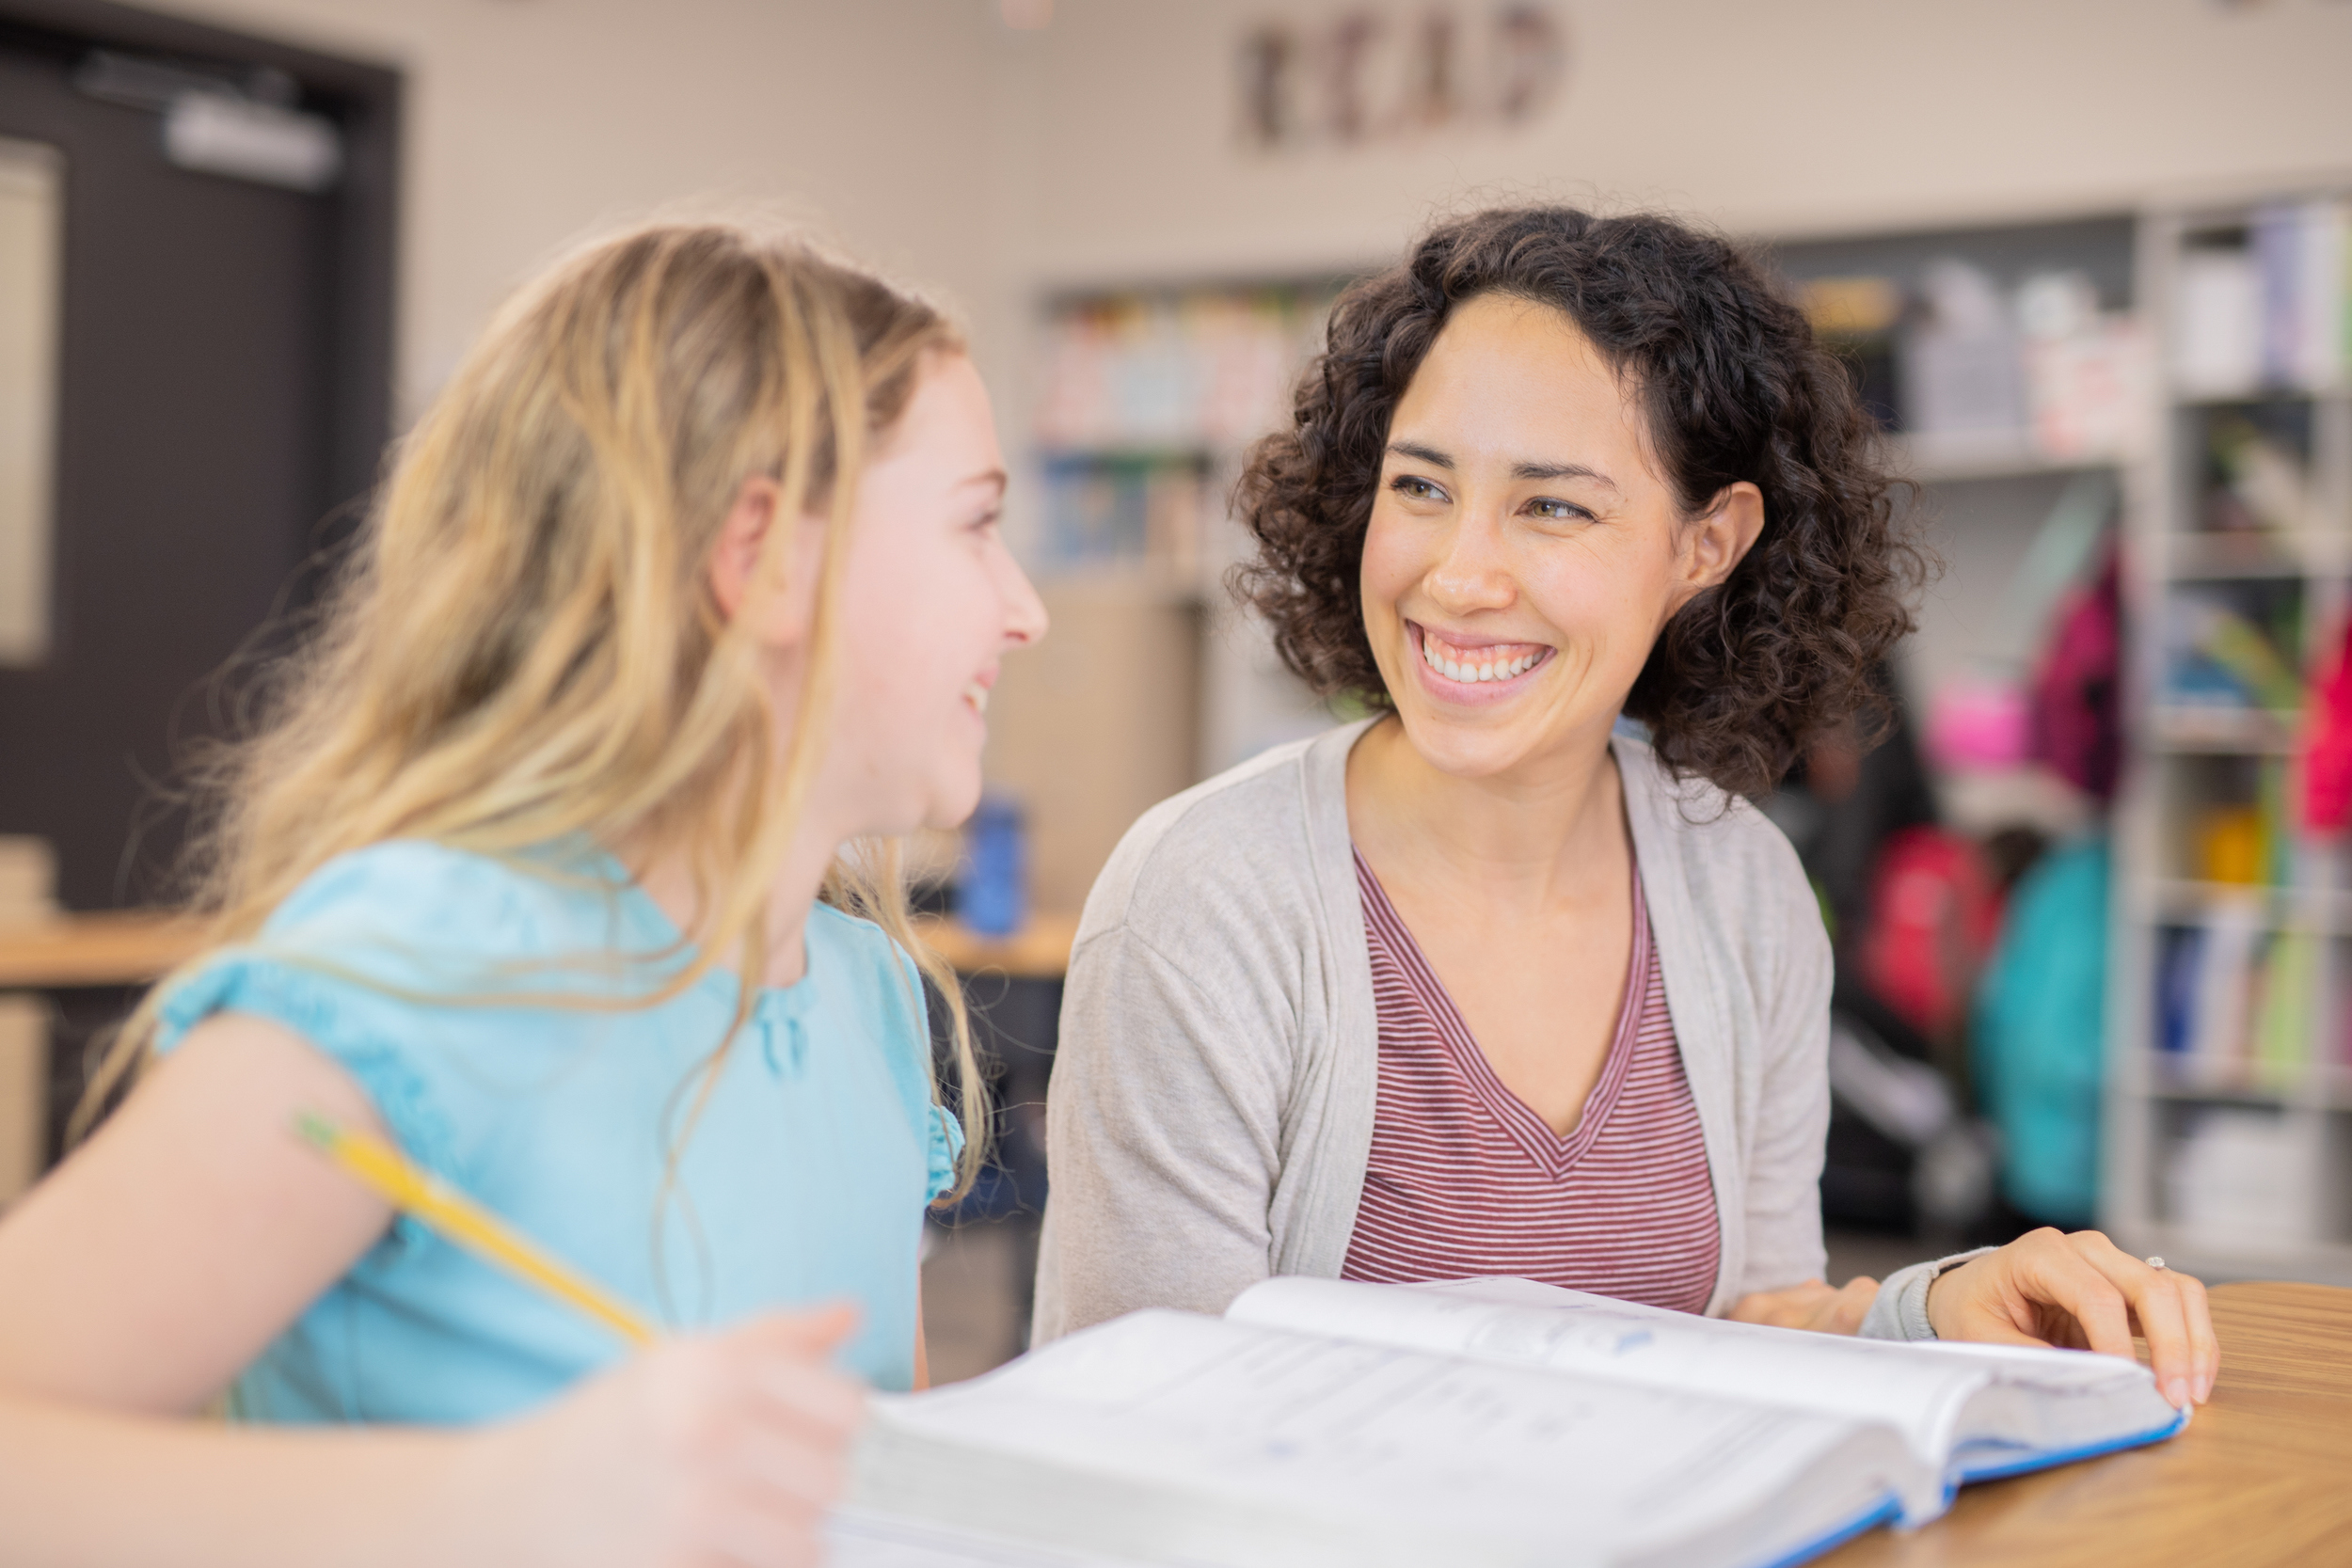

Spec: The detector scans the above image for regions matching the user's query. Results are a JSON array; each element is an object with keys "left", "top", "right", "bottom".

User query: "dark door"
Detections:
[{"left": 0, "top": 3, "right": 395, "bottom": 911}]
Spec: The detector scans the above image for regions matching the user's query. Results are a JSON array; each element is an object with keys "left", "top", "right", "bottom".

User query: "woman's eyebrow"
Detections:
[
  {"left": 1390, "top": 440, "right": 1619, "bottom": 495},
  {"left": 1512, "top": 459, "right": 1620, "bottom": 492}
]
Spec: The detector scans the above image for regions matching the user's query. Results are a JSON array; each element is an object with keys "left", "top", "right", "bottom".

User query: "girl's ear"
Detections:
[
  {"left": 707, "top": 474, "right": 784, "bottom": 625},
  {"left": 1677, "top": 481, "right": 1766, "bottom": 597}
]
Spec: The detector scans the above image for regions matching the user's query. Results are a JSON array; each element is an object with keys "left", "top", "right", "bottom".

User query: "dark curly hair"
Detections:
[{"left": 1232, "top": 205, "right": 1924, "bottom": 800}]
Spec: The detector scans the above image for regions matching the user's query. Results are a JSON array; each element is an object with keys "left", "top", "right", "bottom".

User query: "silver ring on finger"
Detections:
[{"left": 2145, "top": 1256, "right": 2166, "bottom": 1271}]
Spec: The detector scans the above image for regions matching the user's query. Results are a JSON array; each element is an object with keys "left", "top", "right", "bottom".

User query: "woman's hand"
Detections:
[
  {"left": 1927, "top": 1228, "right": 2218, "bottom": 1411},
  {"left": 1727, "top": 1276, "right": 1880, "bottom": 1335},
  {"left": 469, "top": 1304, "right": 866, "bottom": 1568}
]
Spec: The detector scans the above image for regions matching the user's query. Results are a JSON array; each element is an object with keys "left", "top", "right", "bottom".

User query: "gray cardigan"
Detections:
[{"left": 1031, "top": 719, "right": 1947, "bottom": 1343}]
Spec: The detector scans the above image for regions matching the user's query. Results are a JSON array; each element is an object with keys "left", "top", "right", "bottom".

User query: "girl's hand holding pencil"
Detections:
[{"left": 470, "top": 1305, "right": 866, "bottom": 1568}]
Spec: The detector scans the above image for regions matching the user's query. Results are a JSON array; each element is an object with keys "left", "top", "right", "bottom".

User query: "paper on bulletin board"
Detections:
[{"left": 0, "top": 136, "right": 62, "bottom": 669}]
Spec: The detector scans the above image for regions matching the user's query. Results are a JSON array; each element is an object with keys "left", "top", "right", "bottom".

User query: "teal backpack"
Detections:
[{"left": 1972, "top": 836, "right": 2109, "bottom": 1227}]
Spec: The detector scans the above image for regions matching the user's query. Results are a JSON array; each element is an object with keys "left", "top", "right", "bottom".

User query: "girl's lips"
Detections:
[{"left": 1409, "top": 622, "right": 1554, "bottom": 698}]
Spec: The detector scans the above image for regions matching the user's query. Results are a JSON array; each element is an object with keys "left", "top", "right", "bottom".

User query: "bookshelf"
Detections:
[
  {"left": 994, "top": 279, "right": 1349, "bottom": 913},
  {"left": 2108, "top": 187, "right": 2352, "bottom": 1285}
]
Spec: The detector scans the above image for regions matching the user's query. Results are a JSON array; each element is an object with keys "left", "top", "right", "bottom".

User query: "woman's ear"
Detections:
[
  {"left": 1677, "top": 482, "right": 1766, "bottom": 596},
  {"left": 707, "top": 474, "right": 784, "bottom": 624}
]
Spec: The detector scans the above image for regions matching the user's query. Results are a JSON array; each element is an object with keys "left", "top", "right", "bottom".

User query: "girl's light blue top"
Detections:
[{"left": 152, "top": 839, "right": 961, "bottom": 1422}]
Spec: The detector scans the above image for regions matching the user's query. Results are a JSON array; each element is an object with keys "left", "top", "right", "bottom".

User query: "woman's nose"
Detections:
[{"left": 1426, "top": 515, "right": 1516, "bottom": 610}]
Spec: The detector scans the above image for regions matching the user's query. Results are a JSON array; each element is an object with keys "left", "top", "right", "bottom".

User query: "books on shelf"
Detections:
[
  {"left": 837, "top": 1276, "right": 2184, "bottom": 1568},
  {"left": 1035, "top": 285, "right": 1337, "bottom": 453},
  {"left": 2164, "top": 590, "right": 2302, "bottom": 714},
  {"left": 1864, "top": 259, "right": 2146, "bottom": 470},
  {"left": 2156, "top": 904, "right": 2323, "bottom": 1093},
  {"left": 2175, "top": 244, "right": 2264, "bottom": 398},
  {"left": 1040, "top": 456, "right": 1211, "bottom": 580},
  {"left": 2173, "top": 199, "right": 2350, "bottom": 399},
  {"left": 2257, "top": 201, "right": 2350, "bottom": 393},
  {"left": 2157, "top": 756, "right": 2316, "bottom": 1092},
  {"left": 2205, "top": 414, "right": 2318, "bottom": 534},
  {"left": 1033, "top": 282, "right": 1340, "bottom": 578}
]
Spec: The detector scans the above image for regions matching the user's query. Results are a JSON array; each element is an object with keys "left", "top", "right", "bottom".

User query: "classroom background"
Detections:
[{"left": 2, "top": 0, "right": 2350, "bottom": 1384}]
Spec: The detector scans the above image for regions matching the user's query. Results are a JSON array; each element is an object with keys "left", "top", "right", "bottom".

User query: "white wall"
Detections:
[
  {"left": 1020, "top": 0, "right": 2352, "bottom": 286},
  {"left": 142, "top": 0, "right": 1021, "bottom": 427},
  {"left": 136, "top": 0, "right": 2352, "bottom": 422}
]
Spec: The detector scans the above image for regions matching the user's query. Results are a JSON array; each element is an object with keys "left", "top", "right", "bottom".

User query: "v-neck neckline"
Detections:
[{"left": 1352, "top": 846, "right": 1650, "bottom": 1180}]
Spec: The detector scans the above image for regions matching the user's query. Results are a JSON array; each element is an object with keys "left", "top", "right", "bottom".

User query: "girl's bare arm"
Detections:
[{"left": 0, "top": 1018, "right": 861, "bottom": 1568}]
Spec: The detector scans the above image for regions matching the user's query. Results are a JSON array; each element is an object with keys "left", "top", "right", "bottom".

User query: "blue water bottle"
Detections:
[{"left": 957, "top": 796, "right": 1028, "bottom": 938}]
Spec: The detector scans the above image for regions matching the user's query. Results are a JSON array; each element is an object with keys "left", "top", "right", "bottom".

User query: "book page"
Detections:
[
  {"left": 829, "top": 1511, "right": 1151, "bottom": 1567},
  {"left": 1226, "top": 1275, "right": 2161, "bottom": 1520},
  {"left": 855, "top": 1308, "right": 1908, "bottom": 1568}
]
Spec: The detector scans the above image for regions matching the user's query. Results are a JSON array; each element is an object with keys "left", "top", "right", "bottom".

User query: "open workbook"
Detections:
[{"left": 834, "top": 1275, "right": 2186, "bottom": 1568}]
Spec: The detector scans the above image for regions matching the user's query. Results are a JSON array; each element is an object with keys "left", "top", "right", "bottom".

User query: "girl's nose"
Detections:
[{"left": 1004, "top": 559, "right": 1049, "bottom": 646}]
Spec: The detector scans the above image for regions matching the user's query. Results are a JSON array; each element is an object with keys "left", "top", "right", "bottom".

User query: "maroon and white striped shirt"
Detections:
[{"left": 1340, "top": 847, "right": 1721, "bottom": 1312}]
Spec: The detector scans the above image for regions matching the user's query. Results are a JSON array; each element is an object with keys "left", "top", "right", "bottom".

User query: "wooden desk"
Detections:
[
  {"left": 0, "top": 909, "right": 1078, "bottom": 990},
  {"left": 910, "top": 911, "right": 1078, "bottom": 981},
  {"left": 0, "top": 911, "right": 202, "bottom": 990},
  {"left": 1823, "top": 1281, "right": 2352, "bottom": 1567}
]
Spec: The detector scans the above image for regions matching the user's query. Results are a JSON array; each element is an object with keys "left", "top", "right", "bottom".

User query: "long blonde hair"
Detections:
[{"left": 78, "top": 219, "right": 987, "bottom": 1202}]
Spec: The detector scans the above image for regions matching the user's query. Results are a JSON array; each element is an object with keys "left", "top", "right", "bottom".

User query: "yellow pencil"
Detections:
[{"left": 294, "top": 1111, "right": 658, "bottom": 1348}]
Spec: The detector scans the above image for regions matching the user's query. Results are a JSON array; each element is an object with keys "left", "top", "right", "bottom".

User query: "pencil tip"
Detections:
[{"left": 292, "top": 1110, "right": 338, "bottom": 1149}]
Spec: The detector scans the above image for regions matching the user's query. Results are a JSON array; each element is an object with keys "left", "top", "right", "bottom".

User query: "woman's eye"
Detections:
[
  {"left": 1391, "top": 475, "right": 1446, "bottom": 502},
  {"left": 1528, "top": 497, "right": 1588, "bottom": 522}
]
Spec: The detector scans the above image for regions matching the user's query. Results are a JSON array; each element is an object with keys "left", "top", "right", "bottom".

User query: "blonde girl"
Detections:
[{"left": 0, "top": 219, "right": 1046, "bottom": 1567}]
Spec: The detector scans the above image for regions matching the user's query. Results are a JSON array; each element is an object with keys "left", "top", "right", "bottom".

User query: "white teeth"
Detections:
[
  {"left": 1421, "top": 632, "right": 1547, "bottom": 684},
  {"left": 963, "top": 682, "right": 989, "bottom": 715}
]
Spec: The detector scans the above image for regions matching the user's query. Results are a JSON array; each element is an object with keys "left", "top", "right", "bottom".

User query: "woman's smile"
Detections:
[{"left": 1408, "top": 621, "right": 1555, "bottom": 701}]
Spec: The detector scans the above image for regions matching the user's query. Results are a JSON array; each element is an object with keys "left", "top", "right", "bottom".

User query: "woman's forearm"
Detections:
[{"left": 0, "top": 1394, "right": 510, "bottom": 1568}]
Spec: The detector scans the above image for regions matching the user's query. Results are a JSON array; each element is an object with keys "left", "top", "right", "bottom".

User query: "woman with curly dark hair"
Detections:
[{"left": 1032, "top": 206, "right": 2215, "bottom": 1406}]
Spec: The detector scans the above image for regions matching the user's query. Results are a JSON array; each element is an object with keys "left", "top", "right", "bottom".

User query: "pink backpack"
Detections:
[
  {"left": 1859, "top": 825, "right": 2000, "bottom": 1041},
  {"left": 2028, "top": 538, "right": 2122, "bottom": 803}
]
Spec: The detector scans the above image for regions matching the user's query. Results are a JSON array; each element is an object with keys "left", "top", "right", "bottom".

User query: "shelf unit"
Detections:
[
  {"left": 1031, "top": 293, "right": 1344, "bottom": 723},
  {"left": 2107, "top": 187, "right": 2352, "bottom": 1285},
  {"left": 977, "top": 280, "right": 1353, "bottom": 912}
]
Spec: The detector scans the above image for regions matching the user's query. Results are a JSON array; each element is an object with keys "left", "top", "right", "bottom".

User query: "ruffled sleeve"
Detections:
[
  {"left": 882, "top": 944, "right": 967, "bottom": 1205},
  {"left": 153, "top": 948, "right": 457, "bottom": 1249},
  {"left": 807, "top": 907, "right": 968, "bottom": 1207},
  {"left": 148, "top": 841, "right": 566, "bottom": 1250},
  {"left": 924, "top": 1100, "right": 967, "bottom": 1205}
]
